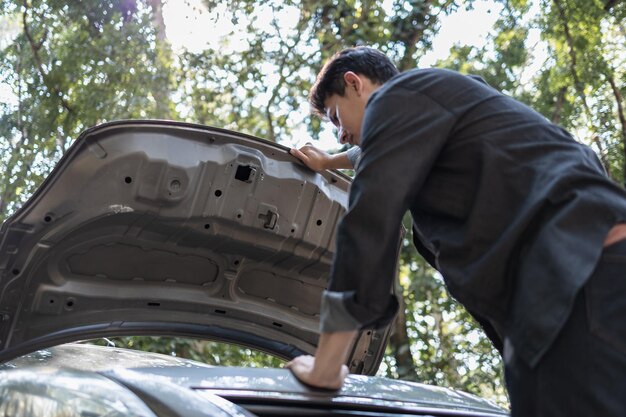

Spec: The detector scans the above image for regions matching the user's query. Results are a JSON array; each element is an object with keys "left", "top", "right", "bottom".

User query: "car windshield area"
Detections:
[{"left": 86, "top": 336, "right": 285, "bottom": 368}]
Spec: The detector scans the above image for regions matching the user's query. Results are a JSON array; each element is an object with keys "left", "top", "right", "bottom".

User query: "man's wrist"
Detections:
[
  {"left": 314, "top": 331, "right": 357, "bottom": 371},
  {"left": 327, "top": 152, "right": 352, "bottom": 170},
  {"left": 309, "top": 364, "right": 345, "bottom": 387}
]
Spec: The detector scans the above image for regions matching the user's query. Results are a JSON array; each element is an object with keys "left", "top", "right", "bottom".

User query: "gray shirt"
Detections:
[
  {"left": 346, "top": 146, "right": 362, "bottom": 168},
  {"left": 320, "top": 68, "right": 626, "bottom": 367}
]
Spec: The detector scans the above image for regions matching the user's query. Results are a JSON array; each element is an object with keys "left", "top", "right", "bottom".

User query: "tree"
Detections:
[
  {"left": 0, "top": 0, "right": 176, "bottom": 222},
  {"left": 501, "top": 0, "right": 624, "bottom": 182}
]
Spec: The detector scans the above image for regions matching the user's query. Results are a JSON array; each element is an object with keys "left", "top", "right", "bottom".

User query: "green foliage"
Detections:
[
  {"left": 177, "top": 0, "right": 473, "bottom": 141},
  {"left": 436, "top": 2, "right": 531, "bottom": 95},
  {"left": 88, "top": 337, "right": 284, "bottom": 367},
  {"left": 529, "top": 0, "right": 626, "bottom": 181},
  {"left": 0, "top": 0, "right": 176, "bottom": 221}
]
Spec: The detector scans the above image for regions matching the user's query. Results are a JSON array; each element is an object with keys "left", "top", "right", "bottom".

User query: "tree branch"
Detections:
[
  {"left": 550, "top": 87, "right": 567, "bottom": 124},
  {"left": 604, "top": 0, "right": 618, "bottom": 12},
  {"left": 390, "top": 279, "right": 419, "bottom": 381},
  {"left": 592, "top": 135, "right": 613, "bottom": 179},
  {"left": 397, "top": 0, "right": 435, "bottom": 71},
  {"left": 22, "top": 0, "right": 75, "bottom": 115},
  {"left": 1, "top": 43, "right": 29, "bottom": 220},
  {"left": 552, "top": 0, "right": 592, "bottom": 119}
]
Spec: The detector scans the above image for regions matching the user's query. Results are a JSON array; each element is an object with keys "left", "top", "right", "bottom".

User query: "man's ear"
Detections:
[{"left": 343, "top": 71, "right": 363, "bottom": 95}]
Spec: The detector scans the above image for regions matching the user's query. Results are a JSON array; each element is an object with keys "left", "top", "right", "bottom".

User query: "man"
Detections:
[{"left": 285, "top": 46, "right": 626, "bottom": 415}]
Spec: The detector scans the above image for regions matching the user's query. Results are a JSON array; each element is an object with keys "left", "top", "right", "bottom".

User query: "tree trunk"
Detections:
[
  {"left": 1, "top": 43, "right": 26, "bottom": 222},
  {"left": 22, "top": 1, "right": 74, "bottom": 116},
  {"left": 553, "top": 0, "right": 592, "bottom": 118},
  {"left": 592, "top": 135, "right": 613, "bottom": 179},
  {"left": 551, "top": 87, "right": 567, "bottom": 124},
  {"left": 390, "top": 279, "right": 419, "bottom": 381},
  {"left": 553, "top": 0, "right": 613, "bottom": 177},
  {"left": 607, "top": 73, "right": 626, "bottom": 185},
  {"left": 397, "top": 0, "right": 434, "bottom": 72},
  {"left": 147, "top": 0, "right": 171, "bottom": 118},
  {"left": 148, "top": 0, "right": 166, "bottom": 43}
]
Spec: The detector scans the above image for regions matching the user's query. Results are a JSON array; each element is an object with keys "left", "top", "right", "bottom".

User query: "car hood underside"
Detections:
[{"left": 0, "top": 120, "right": 392, "bottom": 374}]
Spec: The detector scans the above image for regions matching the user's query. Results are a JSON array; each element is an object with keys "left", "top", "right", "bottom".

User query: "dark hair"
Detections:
[{"left": 309, "top": 46, "right": 399, "bottom": 118}]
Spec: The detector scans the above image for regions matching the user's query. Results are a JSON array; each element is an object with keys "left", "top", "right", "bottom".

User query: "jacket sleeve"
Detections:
[{"left": 320, "top": 87, "right": 456, "bottom": 332}]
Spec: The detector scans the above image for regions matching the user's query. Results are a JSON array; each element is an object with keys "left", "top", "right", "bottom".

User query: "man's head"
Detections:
[{"left": 309, "top": 47, "right": 398, "bottom": 145}]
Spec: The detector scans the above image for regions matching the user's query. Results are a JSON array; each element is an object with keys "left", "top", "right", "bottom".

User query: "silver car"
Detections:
[{"left": 0, "top": 120, "right": 508, "bottom": 416}]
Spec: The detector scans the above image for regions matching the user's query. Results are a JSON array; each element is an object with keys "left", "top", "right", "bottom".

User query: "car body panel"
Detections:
[
  {"left": 0, "top": 367, "right": 159, "bottom": 417},
  {"left": 0, "top": 120, "right": 391, "bottom": 374},
  {"left": 0, "top": 341, "right": 214, "bottom": 371},
  {"left": 1, "top": 343, "right": 508, "bottom": 416}
]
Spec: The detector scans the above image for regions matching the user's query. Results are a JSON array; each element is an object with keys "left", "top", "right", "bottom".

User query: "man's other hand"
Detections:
[
  {"left": 290, "top": 143, "right": 332, "bottom": 171},
  {"left": 285, "top": 331, "right": 357, "bottom": 390},
  {"left": 285, "top": 355, "right": 349, "bottom": 390},
  {"left": 290, "top": 143, "right": 352, "bottom": 171}
]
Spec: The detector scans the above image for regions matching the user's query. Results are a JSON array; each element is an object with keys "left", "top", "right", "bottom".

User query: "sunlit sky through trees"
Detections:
[
  {"left": 160, "top": 0, "right": 544, "bottom": 150},
  {"left": 0, "top": 0, "right": 547, "bottom": 151}
]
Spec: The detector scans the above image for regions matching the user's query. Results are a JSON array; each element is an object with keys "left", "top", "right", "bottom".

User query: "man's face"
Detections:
[
  {"left": 323, "top": 72, "right": 379, "bottom": 147},
  {"left": 324, "top": 91, "right": 366, "bottom": 146}
]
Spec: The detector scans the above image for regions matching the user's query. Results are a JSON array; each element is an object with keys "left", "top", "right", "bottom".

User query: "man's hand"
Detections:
[
  {"left": 290, "top": 143, "right": 352, "bottom": 171},
  {"left": 285, "top": 330, "right": 357, "bottom": 390},
  {"left": 290, "top": 143, "right": 333, "bottom": 171},
  {"left": 285, "top": 355, "right": 349, "bottom": 390}
]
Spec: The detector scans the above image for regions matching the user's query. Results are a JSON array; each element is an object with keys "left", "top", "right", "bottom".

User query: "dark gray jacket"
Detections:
[{"left": 321, "top": 68, "right": 626, "bottom": 367}]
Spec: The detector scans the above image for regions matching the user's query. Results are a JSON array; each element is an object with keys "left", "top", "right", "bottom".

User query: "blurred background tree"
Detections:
[{"left": 1, "top": 0, "right": 624, "bottom": 407}]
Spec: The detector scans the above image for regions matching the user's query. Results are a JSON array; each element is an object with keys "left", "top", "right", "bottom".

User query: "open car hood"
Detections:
[{"left": 0, "top": 120, "right": 393, "bottom": 374}]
